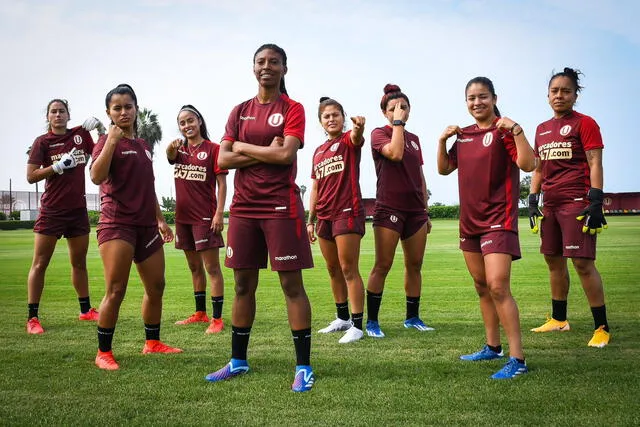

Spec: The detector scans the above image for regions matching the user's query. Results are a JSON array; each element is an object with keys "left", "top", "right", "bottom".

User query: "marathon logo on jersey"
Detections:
[
  {"left": 482, "top": 133, "right": 493, "bottom": 147},
  {"left": 539, "top": 130, "right": 552, "bottom": 136},
  {"left": 174, "top": 164, "right": 207, "bottom": 181},
  {"left": 50, "top": 143, "right": 64, "bottom": 148},
  {"left": 240, "top": 116, "right": 256, "bottom": 120},
  {"left": 314, "top": 155, "right": 344, "bottom": 179},
  {"left": 560, "top": 125, "right": 572, "bottom": 136},
  {"left": 538, "top": 141, "right": 573, "bottom": 161},
  {"left": 267, "top": 113, "right": 284, "bottom": 127},
  {"left": 73, "top": 135, "right": 83, "bottom": 145},
  {"left": 456, "top": 138, "right": 473, "bottom": 143}
]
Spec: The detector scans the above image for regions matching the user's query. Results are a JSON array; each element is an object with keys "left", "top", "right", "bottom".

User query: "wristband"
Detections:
[
  {"left": 392, "top": 120, "right": 405, "bottom": 127},
  {"left": 511, "top": 123, "right": 523, "bottom": 136}
]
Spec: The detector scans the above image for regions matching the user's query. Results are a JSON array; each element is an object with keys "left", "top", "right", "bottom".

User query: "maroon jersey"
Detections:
[
  {"left": 371, "top": 126, "right": 425, "bottom": 212},
  {"left": 534, "top": 111, "right": 603, "bottom": 208},
  {"left": 222, "top": 94, "right": 305, "bottom": 219},
  {"left": 92, "top": 135, "right": 158, "bottom": 227},
  {"left": 172, "top": 140, "right": 228, "bottom": 225},
  {"left": 448, "top": 124, "right": 520, "bottom": 237},
  {"left": 311, "top": 131, "right": 363, "bottom": 220},
  {"left": 27, "top": 127, "right": 94, "bottom": 211}
]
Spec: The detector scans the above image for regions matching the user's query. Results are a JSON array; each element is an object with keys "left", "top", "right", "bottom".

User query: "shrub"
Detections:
[
  {"left": 10, "top": 211, "right": 20, "bottom": 220},
  {"left": 429, "top": 205, "right": 460, "bottom": 219},
  {"left": 162, "top": 211, "right": 175, "bottom": 224},
  {"left": 0, "top": 212, "right": 6, "bottom": 221},
  {"left": 0, "top": 220, "right": 35, "bottom": 230},
  {"left": 88, "top": 210, "right": 100, "bottom": 226}
]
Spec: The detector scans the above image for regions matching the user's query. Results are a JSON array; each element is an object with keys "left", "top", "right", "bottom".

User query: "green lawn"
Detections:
[{"left": 1, "top": 217, "right": 639, "bottom": 426}]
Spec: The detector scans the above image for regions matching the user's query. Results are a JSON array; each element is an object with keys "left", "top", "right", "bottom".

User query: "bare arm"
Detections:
[
  {"left": 350, "top": 116, "right": 366, "bottom": 147},
  {"left": 586, "top": 148, "right": 603, "bottom": 190},
  {"left": 166, "top": 139, "right": 182, "bottom": 162},
  {"left": 421, "top": 170, "right": 432, "bottom": 234},
  {"left": 379, "top": 103, "right": 409, "bottom": 162},
  {"left": 530, "top": 161, "right": 543, "bottom": 194},
  {"left": 496, "top": 118, "right": 536, "bottom": 172},
  {"left": 437, "top": 125, "right": 460, "bottom": 175},
  {"left": 155, "top": 198, "right": 174, "bottom": 243},
  {"left": 233, "top": 136, "right": 300, "bottom": 165},
  {"left": 91, "top": 126, "right": 124, "bottom": 184},
  {"left": 26, "top": 163, "right": 56, "bottom": 184},
  {"left": 212, "top": 174, "right": 227, "bottom": 233},
  {"left": 217, "top": 139, "right": 260, "bottom": 170},
  {"left": 306, "top": 179, "right": 319, "bottom": 243}
]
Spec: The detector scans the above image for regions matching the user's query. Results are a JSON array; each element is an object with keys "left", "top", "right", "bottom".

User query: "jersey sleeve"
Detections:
[
  {"left": 92, "top": 134, "right": 107, "bottom": 163},
  {"left": 448, "top": 141, "right": 458, "bottom": 169},
  {"left": 27, "top": 136, "right": 45, "bottom": 166},
  {"left": 502, "top": 134, "right": 519, "bottom": 163},
  {"left": 222, "top": 104, "right": 242, "bottom": 143},
  {"left": 533, "top": 124, "right": 543, "bottom": 158},
  {"left": 212, "top": 144, "right": 228, "bottom": 176},
  {"left": 579, "top": 115, "right": 604, "bottom": 151},
  {"left": 284, "top": 102, "right": 305, "bottom": 147},
  {"left": 370, "top": 127, "right": 389, "bottom": 153}
]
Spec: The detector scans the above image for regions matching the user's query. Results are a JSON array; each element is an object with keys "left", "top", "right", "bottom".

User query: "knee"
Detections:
[
  {"left": 234, "top": 280, "right": 254, "bottom": 297},
  {"left": 280, "top": 278, "right": 305, "bottom": 299},
  {"left": 325, "top": 263, "right": 342, "bottom": 280},
  {"left": 30, "top": 257, "right": 51, "bottom": 274},
  {"left": 204, "top": 261, "right": 221, "bottom": 278},
  {"left": 104, "top": 285, "right": 127, "bottom": 304},
  {"left": 187, "top": 260, "right": 203, "bottom": 275},
  {"left": 340, "top": 262, "right": 360, "bottom": 282},
  {"left": 372, "top": 260, "right": 393, "bottom": 277},
  {"left": 473, "top": 280, "right": 489, "bottom": 296},
  {"left": 572, "top": 259, "right": 595, "bottom": 277},
  {"left": 488, "top": 281, "right": 511, "bottom": 302},
  {"left": 404, "top": 259, "right": 423, "bottom": 276},
  {"left": 70, "top": 259, "right": 87, "bottom": 271}
]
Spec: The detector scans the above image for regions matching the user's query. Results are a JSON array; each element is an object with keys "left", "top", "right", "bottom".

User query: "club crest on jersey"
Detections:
[
  {"left": 410, "top": 140, "right": 419, "bottom": 151},
  {"left": 145, "top": 149, "right": 152, "bottom": 161},
  {"left": 482, "top": 133, "right": 493, "bottom": 147},
  {"left": 330, "top": 142, "right": 340, "bottom": 152},
  {"left": 226, "top": 246, "right": 234, "bottom": 258},
  {"left": 73, "top": 135, "right": 83, "bottom": 145},
  {"left": 268, "top": 113, "right": 284, "bottom": 127},
  {"left": 197, "top": 151, "right": 207, "bottom": 161},
  {"left": 390, "top": 215, "right": 398, "bottom": 223},
  {"left": 560, "top": 125, "right": 572, "bottom": 136}
]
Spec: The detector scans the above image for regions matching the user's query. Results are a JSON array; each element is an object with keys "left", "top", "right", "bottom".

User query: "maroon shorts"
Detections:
[
  {"left": 373, "top": 207, "right": 428, "bottom": 240},
  {"left": 225, "top": 216, "right": 313, "bottom": 271},
  {"left": 97, "top": 224, "right": 164, "bottom": 263},
  {"left": 540, "top": 204, "right": 596, "bottom": 259},
  {"left": 175, "top": 222, "right": 224, "bottom": 252},
  {"left": 33, "top": 208, "right": 89, "bottom": 239},
  {"left": 316, "top": 215, "right": 366, "bottom": 241},
  {"left": 459, "top": 230, "right": 521, "bottom": 260}
]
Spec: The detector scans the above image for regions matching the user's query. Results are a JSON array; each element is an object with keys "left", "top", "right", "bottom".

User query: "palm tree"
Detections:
[{"left": 137, "top": 108, "right": 162, "bottom": 156}]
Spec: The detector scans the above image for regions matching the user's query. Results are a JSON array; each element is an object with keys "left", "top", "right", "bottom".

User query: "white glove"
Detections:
[
  {"left": 82, "top": 117, "right": 105, "bottom": 133},
  {"left": 52, "top": 148, "right": 77, "bottom": 174}
]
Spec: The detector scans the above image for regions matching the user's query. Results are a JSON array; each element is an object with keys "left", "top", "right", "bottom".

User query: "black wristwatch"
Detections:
[{"left": 392, "top": 120, "right": 405, "bottom": 127}]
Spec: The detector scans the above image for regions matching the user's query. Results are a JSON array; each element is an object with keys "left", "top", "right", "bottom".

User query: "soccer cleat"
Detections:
[
  {"left": 78, "top": 307, "right": 99, "bottom": 321},
  {"left": 491, "top": 357, "right": 528, "bottom": 380},
  {"left": 338, "top": 326, "right": 364, "bottom": 344},
  {"left": 26, "top": 317, "right": 44, "bottom": 334},
  {"left": 205, "top": 359, "right": 249, "bottom": 382},
  {"left": 530, "top": 317, "right": 570, "bottom": 332},
  {"left": 588, "top": 325, "right": 610, "bottom": 348},
  {"left": 142, "top": 340, "right": 183, "bottom": 354},
  {"left": 291, "top": 365, "right": 315, "bottom": 392},
  {"left": 365, "top": 320, "right": 385, "bottom": 338},
  {"left": 175, "top": 311, "right": 210, "bottom": 325},
  {"left": 318, "top": 317, "right": 352, "bottom": 334},
  {"left": 403, "top": 317, "right": 435, "bottom": 331},
  {"left": 205, "top": 318, "right": 224, "bottom": 334},
  {"left": 95, "top": 350, "right": 119, "bottom": 370},
  {"left": 460, "top": 345, "right": 504, "bottom": 361}
]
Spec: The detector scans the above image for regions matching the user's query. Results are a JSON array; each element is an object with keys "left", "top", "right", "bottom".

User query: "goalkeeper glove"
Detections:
[
  {"left": 576, "top": 188, "right": 608, "bottom": 235},
  {"left": 82, "top": 117, "right": 106, "bottom": 135},
  {"left": 528, "top": 193, "right": 543, "bottom": 233},
  {"left": 52, "top": 148, "right": 77, "bottom": 175}
]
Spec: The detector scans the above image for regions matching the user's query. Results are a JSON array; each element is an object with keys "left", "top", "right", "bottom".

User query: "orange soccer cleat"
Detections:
[
  {"left": 142, "top": 340, "right": 184, "bottom": 354},
  {"left": 205, "top": 318, "right": 224, "bottom": 334},
  {"left": 175, "top": 311, "right": 209, "bottom": 325},
  {"left": 95, "top": 350, "right": 120, "bottom": 370},
  {"left": 26, "top": 317, "right": 44, "bottom": 335},
  {"left": 79, "top": 308, "right": 100, "bottom": 321}
]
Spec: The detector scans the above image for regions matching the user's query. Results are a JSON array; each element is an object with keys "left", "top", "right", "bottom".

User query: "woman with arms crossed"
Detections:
[{"left": 438, "top": 76, "right": 536, "bottom": 379}]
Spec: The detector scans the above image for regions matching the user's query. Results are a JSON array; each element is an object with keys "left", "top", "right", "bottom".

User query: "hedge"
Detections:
[{"left": 0, "top": 220, "right": 36, "bottom": 230}]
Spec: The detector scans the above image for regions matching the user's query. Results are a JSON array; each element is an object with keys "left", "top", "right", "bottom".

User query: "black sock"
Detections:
[
  {"left": 591, "top": 305, "right": 609, "bottom": 331},
  {"left": 488, "top": 344, "right": 502, "bottom": 354},
  {"left": 195, "top": 291, "right": 206, "bottom": 313},
  {"left": 367, "top": 291, "right": 383, "bottom": 322},
  {"left": 28, "top": 303, "right": 39, "bottom": 319},
  {"left": 336, "top": 301, "right": 350, "bottom": 321},
  {"left": 212, "top": 296, "right": 224, "bottom": 319},
  {"left": 98, "top": 327, "right": 115, "bottom": 352},
  {"left": 351, "top": 312, "right": 363, "bottom": 330},
  {"left": 144, "top": 323, "right": 160, "bottom": 341},
  {"left": 231, "top": 326, "right": 251, "bottom": 360},
  {"left": 515, "top": 357, "right": 526, "bottom": 364},
  {"left": 78, "top": 297, "right": 91, "bottom": 314},
  {"left": 406, "top": 296, "right": 420, "bottom": 319},
  {"left": 292, "top": 328, "right": 311, "bottom": 366},
  {"left": 552, "top": 299, "right": 567, "bottom": 321}
]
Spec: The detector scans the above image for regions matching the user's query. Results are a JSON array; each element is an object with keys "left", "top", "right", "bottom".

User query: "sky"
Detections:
[{"left": 1, "top": 0, "right": 639, "bottom": 208}]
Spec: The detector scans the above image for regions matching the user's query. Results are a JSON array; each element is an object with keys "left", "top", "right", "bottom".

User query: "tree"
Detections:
[
  {"left": 299, "top": 184, "right": 307, "bottom": 201},
  {"left": 520, "top": 175, "right": 531, "bottom": 206},
  {"left": 137, "top": 108, "right": 162, "bottom": 156},
  {"left": 161, "top": 196, "right": 176, "bottom": 212}
]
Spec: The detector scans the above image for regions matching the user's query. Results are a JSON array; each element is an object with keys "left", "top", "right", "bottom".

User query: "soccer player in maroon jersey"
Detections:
[
  {"left": 438, "top": 77, "right": 536, "bottom": 379},
  {"left": 307, "top": 97, "right": 366, "bottom": 344},
  {"left": 528, "top": 68, "right": 610, "bottom": 348},
  {"left": 366, "top": 84, "right": 433, "bottom": 339},
  {"left": 167, "top": 105, "right": 228, "bottom": 334},
  {"left": 25, "top": 99, "right": 103, "bottom": 334},
  {"left": 91, "top": 84, "right": 182, "bottom": 370},
  {"left": 204, "top": 44, "right": 314, "bottom": 392}
]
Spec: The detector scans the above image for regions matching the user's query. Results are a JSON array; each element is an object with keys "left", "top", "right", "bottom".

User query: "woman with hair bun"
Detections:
[
  {"left": 529, "top": 68, "right": 611, "bottom": 348},
  {"left": 365, "top": 84, "right": 433, "bottom": 339},
  {"left": 308, "top": 96, "right": 366, "bottom": 344}
]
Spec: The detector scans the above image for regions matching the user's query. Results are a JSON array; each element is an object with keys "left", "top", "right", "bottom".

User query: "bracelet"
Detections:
[{"left": 511, "top": 123, "right": 523, "bottom": 136}]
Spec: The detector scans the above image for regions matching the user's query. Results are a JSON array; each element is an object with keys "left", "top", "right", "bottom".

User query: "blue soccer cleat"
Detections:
[
  {"left": 291, "top": 365, "right": 315, "bottom": 392},
  {"left": 366, "top": 320, "right": 385, "bottom": 338},
  {"left": 491, "top": 357, "right": 528, "bottom": 379},
  {"left": 205, "top": 358, "right": 249, "bottom": 382},
  {"left": 403, "top": 317, "right": 435, "bottom": 331},
  {"left": 460, "top": 345, "right": 504, "bottom": 361}
]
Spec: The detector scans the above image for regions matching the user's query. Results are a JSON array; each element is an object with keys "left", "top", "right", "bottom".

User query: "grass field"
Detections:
[{"left": 1, "top": 217, "right": 639, "bottom": 426}]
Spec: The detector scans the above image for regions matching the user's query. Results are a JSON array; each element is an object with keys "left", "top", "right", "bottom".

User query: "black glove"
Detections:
[
  {"left": 576, "top": 188, "right": 608, "bottom": 234},
  {"left": 528, "top": 193, "right": 543, "bottom": 233}
]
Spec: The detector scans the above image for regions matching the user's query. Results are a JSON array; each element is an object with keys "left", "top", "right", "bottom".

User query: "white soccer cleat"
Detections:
[
  {"left": 318, "top": 317, "right": 352, "bottom": 334},
  {"left": 338, "top": 326, "right": 364, "bottom": 344}
]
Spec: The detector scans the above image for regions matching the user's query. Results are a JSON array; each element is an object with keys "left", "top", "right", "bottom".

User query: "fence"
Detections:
[{"left": 0, "top": 190, "right": 100, "bottom": 215}]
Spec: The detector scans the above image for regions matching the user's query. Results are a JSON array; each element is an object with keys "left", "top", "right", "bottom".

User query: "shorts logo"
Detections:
[
  {"left": 145, "top": 149, "right": 152, "bottom": 161},
  {"left": 460, "top": 238, "right": 466, "bottom": 242},
  {"left": 275, "top": 254, "right": 298, "bottom": 261},
  {"left": 560, "top": 125, "right": 572, "bottom": 136},
  {"left": 330, "top": 142, "right": 340, "bottom": 152},
  {"left": 196, "top": 151, "right": 208, "bottom": 161},
  {"left": 410, "top": 140, "right": 419, "bottom": 151},
  {"left": 482, "top": 133, "right": 493, "bottom": 147},
  {"left": 480, "top": 239, "right": 493, "bottom": 248},
  {"left": 565, "top": 245, "right": 580, "bottom": 250},
  {"left": 73, "top": 135, "right": 83, "bottom": 145},
  {"left": 390, "top": 215, "right": 398, "bottom": 223},
  {"left": 268, "top": 113, "right": 284, "bottom": 127},
  {"left": 226, "top": 246, "right": 234, "bottom": 258}
]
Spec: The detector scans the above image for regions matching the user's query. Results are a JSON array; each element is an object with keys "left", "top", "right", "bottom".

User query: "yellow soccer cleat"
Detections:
[
  {"left": 531, "top": 317, "right": 570, "bottom": 332},
  {"left": 588, "top": 325, "right": 610, "bottom": 348}
]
